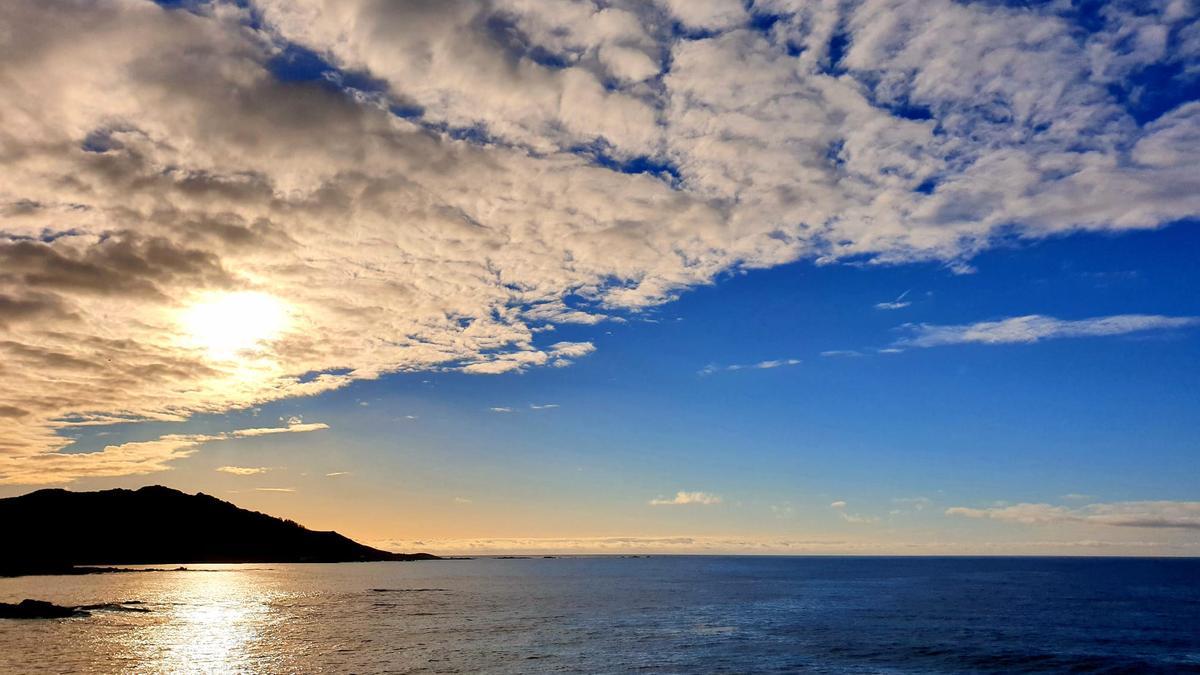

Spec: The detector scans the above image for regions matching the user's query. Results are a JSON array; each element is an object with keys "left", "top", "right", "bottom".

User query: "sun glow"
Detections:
[{"left": 180, "top": 291, "right": 291, "bottom": 360}]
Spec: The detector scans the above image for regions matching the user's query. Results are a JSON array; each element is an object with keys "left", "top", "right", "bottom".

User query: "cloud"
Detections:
[
  {"left": 770, "top": 503, "right": 795, "bottom": 518},
  {"left": 254, "top": 487, "right": 296, "bottom": 493},
  {"left": 0, "top": 0, "right": 1198, "bottom": 481},
  {"left": 0, "top": 433, "right": 220, "bottom": 486},
  {"left": 839, "top": 512, "right": 881, "bottom": 524},
  {"left": 489, "top": 407, "right": 514, "bottom": 413},
  {"left": 0, "top": 422, "right": 327, "bottom": 485},
  {"left": 699, "top": 358, "right": 801, "bottom": 375},
  {"left": 820, "top": 350, "right": 862, "bottom": 358},
  {"left": 649, "top": 491, "right": 723, "bottom": 506},
  {"left": 894, "top": 496, "right": 933, "bottom": 511},
  {"left": 232, "top": 422, "right": 330, "bottom": 437},
  {"left": 216, "top": 465, "right": 268, "bottom": 476},
  {"left": 875, "top": 290, "right": 911, "bottom": 310},
  {"left": 453, "top": 497, "right": 472, "bottom": 504},
  {"left": 325, "top": 471, "right": 350, "bottom": 477},
  {"left": 899, "top": 315, "right": 1199, "bottom": 348},
  {"left": 946, "top": 500, "right": 1200, "bottom": 530},
  {"left": 830, "top": 499, "right": 877, "bottom": 523},
  {"left": 372, "top": 535, "right": 1200, "bottom": 556},
  {"left": 529, "top": 403, "right": 559, "bottom": 410}
]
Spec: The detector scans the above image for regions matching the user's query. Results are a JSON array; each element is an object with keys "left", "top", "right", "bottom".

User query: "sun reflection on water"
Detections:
[{"left": 141, "top": 569, "right": 278, "bottom": 673}]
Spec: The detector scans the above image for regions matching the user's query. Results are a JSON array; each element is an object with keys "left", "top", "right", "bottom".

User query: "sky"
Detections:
[{"left": 0, "top": 0, "right": 1198, "bottom": 555}]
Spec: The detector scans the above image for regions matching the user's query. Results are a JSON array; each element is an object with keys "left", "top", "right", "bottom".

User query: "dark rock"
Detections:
[
  {"left": 77, "top": 602, "right": 150, "bottom": 613},
  {"left": 0, "top": 599, "right": 88, "bottom": 619}
]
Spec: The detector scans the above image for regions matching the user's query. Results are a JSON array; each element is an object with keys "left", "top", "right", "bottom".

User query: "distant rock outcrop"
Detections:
[
  {"left": 0, "top": 485, "right": 438, "bottom": 576},
  {"left": 0, "top": 599, "right": 152, "bottom": 619},
  {"left": 0, "top": 599, "right": 87, "bottom": 619}
]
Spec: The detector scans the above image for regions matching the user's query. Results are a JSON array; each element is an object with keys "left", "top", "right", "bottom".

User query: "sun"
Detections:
[{"left": 179, "top": 291, "right": 291, "bottom": 360}]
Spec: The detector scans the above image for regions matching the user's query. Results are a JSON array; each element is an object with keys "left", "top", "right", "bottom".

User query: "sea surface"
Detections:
[{"left": 1, "top": 556, "right": 1198, "bottom": 673}]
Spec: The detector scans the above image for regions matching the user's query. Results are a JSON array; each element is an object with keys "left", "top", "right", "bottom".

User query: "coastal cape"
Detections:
[{"left": 0, "top": 485, "right": 437, "bottom": 576}]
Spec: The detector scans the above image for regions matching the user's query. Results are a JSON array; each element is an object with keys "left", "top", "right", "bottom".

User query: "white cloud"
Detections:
[
  {"left": 751, "top": 359, "right": 802, "bottom": 369},
  {"left": 649, "top": 491, "right": 723, "bottom": 506},
  {"left": 489, "top": 407, "right": 514, "bottom": 413},
  {"left": 1, "top": 0, "right": 1197, "bottom": 483},
  {"left": 699, "top": 358, "right": 801, "bottom": 375},
  {"left": 839, "top": 512, "right": 880, "bottom": 524},
  {"left": 216, "top": 465, "right": 268, "bottom": 476},
  {"left": 893, "top": 496, "right": 932, "bottom": 511},
  {"left": 453, "top": 496, "right": 472, "bottom": 504},
  {"left": 820, "top": 350, "right": 862, "bottom": 358},
  {"left": 875, "top": 291, "right": 911, "bottom": 310},
  {"left": 899, "top": 315, "right": 1198, "bottom": 348},
  {"left": 660, "top": 0, "right": 748, "bottom": 32},
  {"left": 946, "top": 500, "right": 1200, "bottom": 530},
  {"left": 325, "top": 471, "right": 350, "bottom": 477},
  {"left": 549, "top": 342, "right": 597, "bottom": 359},
  {"left": 830, "top": 499, "right": 877, "bottom": 523},
  {"left": 254, "top": 487, "right": 296, "bottom": 493},
  {"left": 529, "top": 403, "right": 559, "bottom": 410},
  {"left": 232, "top": 422, "right": 330, "bottom": 437}
]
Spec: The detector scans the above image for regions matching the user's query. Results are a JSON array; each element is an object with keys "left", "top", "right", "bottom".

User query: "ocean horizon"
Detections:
[{"left": 4, "top": 556, "right": 1198, "bottom": 673}]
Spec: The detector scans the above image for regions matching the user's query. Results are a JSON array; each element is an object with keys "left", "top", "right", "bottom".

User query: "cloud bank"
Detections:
[
  {"left": 373, "top": 535, "right": 1200, "bottom": 556},
  {"left": 1, "top": 0, "right": 1198, "bottom": 482},
  {"left": 947, "top": 500, "right": 1200, "bottom": 530}
]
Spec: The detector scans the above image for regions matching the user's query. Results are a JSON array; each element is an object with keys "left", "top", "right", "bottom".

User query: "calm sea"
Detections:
[{"left": 1, "top": 556, "right": 1198, "bottom": 673}]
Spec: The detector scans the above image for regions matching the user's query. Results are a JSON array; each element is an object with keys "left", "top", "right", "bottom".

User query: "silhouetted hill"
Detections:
[{"left": 0, "top": 485, "right": 437, "bottom": 575}]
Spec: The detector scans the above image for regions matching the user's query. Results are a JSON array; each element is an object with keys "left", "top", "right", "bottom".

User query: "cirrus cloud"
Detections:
[{"left": 898, "top": 314, "right": 1199, "bottom": 348}]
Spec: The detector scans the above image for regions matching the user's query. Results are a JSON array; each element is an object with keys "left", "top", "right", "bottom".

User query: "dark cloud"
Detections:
[
  {"left": 0, "top": 234, "right": 231, "bottom": 299},
  {"left": 0, "top": 292, "right": 75, "bottom": 328}
]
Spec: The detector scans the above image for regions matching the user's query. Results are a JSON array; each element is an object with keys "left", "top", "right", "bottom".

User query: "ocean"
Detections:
[{"left": 1, "top": 556, "right": 1198, "bottom": 673}]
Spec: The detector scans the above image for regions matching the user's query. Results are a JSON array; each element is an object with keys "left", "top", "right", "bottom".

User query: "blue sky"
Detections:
[
  {"left": 1, "top": 0, "right": 1199, "bottom": 553},
  {"left": 28, "top": 220, "right": 1200, "bottom": 553}
]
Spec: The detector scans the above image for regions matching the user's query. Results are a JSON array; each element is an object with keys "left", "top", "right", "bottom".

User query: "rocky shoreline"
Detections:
[{"left": 0, "top": 599, "right": 149, "bottom": 619}]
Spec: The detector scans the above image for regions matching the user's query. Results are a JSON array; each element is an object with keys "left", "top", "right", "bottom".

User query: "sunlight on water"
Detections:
[{"left": 154, "top": 572, "right": 265, "bottom": 672}]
